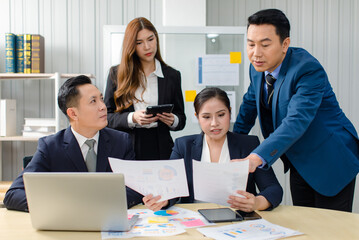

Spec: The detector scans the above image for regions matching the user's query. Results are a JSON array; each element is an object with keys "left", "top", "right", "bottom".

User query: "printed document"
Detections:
[
  {"left": 197, "top": 218, "right": 303, "bottom": 240},
  {"left": 192, "top": 160, "right": 249, "bottom": 206},
  {"left": 109, "top": 158, "right": 189, "bottom": 201}
]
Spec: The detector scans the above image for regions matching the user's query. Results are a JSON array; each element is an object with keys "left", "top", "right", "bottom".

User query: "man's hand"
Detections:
[
  {"left": 143, "top": 194, "right": 168, "bottom": 212},
  {"left": 231, "top": 153, "right": 263, "bottom": 173}
]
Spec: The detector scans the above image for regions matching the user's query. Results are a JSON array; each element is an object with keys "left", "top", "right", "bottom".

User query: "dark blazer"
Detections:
[
  {"left": 234, "top": 47, "right": 359, "bottom": 196},
  {"left": 170, "top": 132, "right": 283, "bottom": 209},
  {"left": 4, "top": 127, "right": 143, "bottom": 212},
  {"left": 104, "top": 63, "right": 186, "bottom": 159}
]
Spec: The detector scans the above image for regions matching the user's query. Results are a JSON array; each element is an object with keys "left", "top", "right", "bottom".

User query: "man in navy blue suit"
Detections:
[
  {"left": 233, "top": 9, "right": 359, "bottom": 212},
  {"left": 4, "top": 75, "right": 143, "bottom": 211}
]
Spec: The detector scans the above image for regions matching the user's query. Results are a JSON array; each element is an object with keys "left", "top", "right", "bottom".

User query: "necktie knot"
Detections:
[
  {"left": 265, "top": 74, "right": 276, "bottom": 106},
  {"left": 265, "top": 74, "right": 276, "bottom": 86},
  {"left": 85, "top": 139, "right": 95, "bottom": 149}
]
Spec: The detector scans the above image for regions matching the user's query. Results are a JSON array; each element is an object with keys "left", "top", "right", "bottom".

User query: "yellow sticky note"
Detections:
[
  {"left": 185, "top": 90, "right": 197, "bottom": 102},
  {"left": 147, "top": 217, "right": 168, "bottom": 223},
  {"left": 230, "top": 52, "right": 242, "bottom": 64}
]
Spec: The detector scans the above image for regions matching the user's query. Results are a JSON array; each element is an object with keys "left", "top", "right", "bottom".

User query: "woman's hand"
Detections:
[
  {"left": 143, "top": 194, "right": 169, "bottom": 212},
  {"left": 227, "top": 190, "right": 257, "bottom": 212},
  {"left": 133, "top": 110, "right": 159, "bottom": 125},
  {"left": 227, "top": 190, "right": 270, "bottom": 212},
  {"left": 157, "top": 112, "right": 175, "bottom": 127}
]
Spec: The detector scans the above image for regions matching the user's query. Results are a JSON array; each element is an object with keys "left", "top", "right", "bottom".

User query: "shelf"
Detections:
[
  {"left": 0, "top": 136, "right": 40, "bottom": 142},
  {"left": 0, "top": 73, "right": 95, "bottom": 80},
  {"left": 0, "top": 72, "right": 96, "bottom": 180}
]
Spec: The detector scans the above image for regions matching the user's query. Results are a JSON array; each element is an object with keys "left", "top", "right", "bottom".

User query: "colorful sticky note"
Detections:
[
  {"left": 147, "top": 216, "right": 169, "bottom": 223},
  {"left": 181, "top": 219, "right": 206, "bottom": 228},
  {"left": 185, "top": 90, "right": 197, "bottom": 102},
  {"left": 230, "top": 52, "right": 242, "bottom": 64}
]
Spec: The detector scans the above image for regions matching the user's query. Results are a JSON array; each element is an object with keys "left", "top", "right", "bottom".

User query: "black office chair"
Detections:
[{"left": 22, "top": 156, "right": 33, "bottom": 169}]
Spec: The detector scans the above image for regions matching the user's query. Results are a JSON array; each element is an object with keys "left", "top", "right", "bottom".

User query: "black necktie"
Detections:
[{"left": 265, "top": 74, "right": 276, "bottom": 106}]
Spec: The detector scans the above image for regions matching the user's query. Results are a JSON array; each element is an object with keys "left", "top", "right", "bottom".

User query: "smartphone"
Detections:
[
  {"left": 236, "top": 210, "right": 262, "bottom": 220},
  {"left": 198, "top": 208, "right": 243, "bottom": 223},
  {"left": 145, "top": 104, "right": 174, "bottom": 116}
]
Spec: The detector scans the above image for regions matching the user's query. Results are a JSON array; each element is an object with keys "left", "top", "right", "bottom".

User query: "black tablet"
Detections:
[
  {"left": 198, "top": 208, "right": 243, "bottom": 223},
  {"left": 145, "top": 104, "right": 174, "bottom": 116}
]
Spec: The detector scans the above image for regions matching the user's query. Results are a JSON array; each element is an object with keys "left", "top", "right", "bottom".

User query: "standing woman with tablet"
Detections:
[{"left": 104, "top": 17, "right": 186, "bottom": 160}]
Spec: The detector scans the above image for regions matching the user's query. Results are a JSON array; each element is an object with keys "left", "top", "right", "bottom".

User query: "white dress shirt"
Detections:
[
  {"left": 127, "top": 59, "right": 179, "bottom": 129},
  {"left": 71, "top": 127, "right": 99, "bottom": 163},
  {"left": 201, "top": 135, "right": 230, "bottom": 163}
]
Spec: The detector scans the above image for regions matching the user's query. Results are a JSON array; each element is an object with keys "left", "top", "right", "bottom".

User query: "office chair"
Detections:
[{"left": 23, "top": 156, "right": 33, "bottom": 169}]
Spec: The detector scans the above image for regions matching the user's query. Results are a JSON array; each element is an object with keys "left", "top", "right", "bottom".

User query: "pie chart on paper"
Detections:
[{"left": 154, "top": 210, "right": 179, "bottom": 216}]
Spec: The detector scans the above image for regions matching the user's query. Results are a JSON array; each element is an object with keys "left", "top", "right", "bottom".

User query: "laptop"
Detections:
[{"left": 23, "top": 172, "right": 139, "bottom": 231}]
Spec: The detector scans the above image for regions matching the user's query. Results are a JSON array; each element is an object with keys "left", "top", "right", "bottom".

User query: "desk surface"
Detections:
[{"left": 1, "top": 203, "right": 359, "bottom": 240}]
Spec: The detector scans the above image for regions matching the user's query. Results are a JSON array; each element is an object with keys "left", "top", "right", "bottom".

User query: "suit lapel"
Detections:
[
  {"left": 96, "top": 129, "right": 111, "bottom": 172},
  {"left": 255, "top": 71, "right": 265, "bottom": 127},
  {"left": 191, "top": 134, "right": 204, "bottom": 162},
  {"left": 227, "top": 132, "right": 237, "bottom": 159},
  {"left": 271, "top": 48, "right": 292, "bottom": 128},
  {"left": 158, "top": 76, "right": 165, "bottom": 105},
  {"left": 63, "top": 127, "right": 88, "bottom": 171}
]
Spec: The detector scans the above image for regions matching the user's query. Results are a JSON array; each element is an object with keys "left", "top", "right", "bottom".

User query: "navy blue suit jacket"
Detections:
[
  {"left": 234, "top": 47, "right": 359, "bottom": 196},
  {"left": 4, "top": 127, "right": 143, "bottom": 211},
  {"left": 170, "top": 132, "right": 283, "bottom": 209}
]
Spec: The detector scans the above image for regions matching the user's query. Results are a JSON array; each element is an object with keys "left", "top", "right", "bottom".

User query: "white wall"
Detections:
[{"left": 1, "top": 0, "right": 359, "bottom": 212}]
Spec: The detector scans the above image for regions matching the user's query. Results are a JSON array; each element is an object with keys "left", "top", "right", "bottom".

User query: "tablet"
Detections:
[
  {"left": 198, "top": 208, "right": 243, "bottom": 223},
  {"left": 146, "top": 104, "right": 174, "bottom": 116}
]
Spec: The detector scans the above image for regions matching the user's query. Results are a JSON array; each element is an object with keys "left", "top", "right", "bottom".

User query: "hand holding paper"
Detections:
[
  {"left": 193, "top": 159, "right": 249, "bottom": 206},
  {"left": 109, "top": 158, "right": 189, "bottom": 201}
]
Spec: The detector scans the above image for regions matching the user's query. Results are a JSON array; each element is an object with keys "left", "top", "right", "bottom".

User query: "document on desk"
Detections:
[
  {"left": 109, "top": 158, "right": 189, "bottom": 201},
  {"left": 193, "top": 160, "right": 249, "bottom": 206},
  {"left": 197, "top": 219, "right": 303, "bottom": 240}
]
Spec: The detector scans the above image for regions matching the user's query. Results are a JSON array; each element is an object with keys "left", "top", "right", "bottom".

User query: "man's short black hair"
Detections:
[
  {"left": 247, "top": 9, "right": 290, "bottom": 43},
  {"left": 57, "top": 75, "right": 92, "bottom": 117}
]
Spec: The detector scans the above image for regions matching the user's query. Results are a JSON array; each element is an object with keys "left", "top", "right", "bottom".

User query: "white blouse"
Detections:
[
  {"left": 127, "top": 59, "right": 179, "bottom": 129},
  {"left": 201, "top": 135, "right": 230, "bottom": 163}
]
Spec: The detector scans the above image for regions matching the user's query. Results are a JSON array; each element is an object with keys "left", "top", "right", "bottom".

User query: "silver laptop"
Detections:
[{"left": 23, "top": 172, "right": 139, "bottom": 231}]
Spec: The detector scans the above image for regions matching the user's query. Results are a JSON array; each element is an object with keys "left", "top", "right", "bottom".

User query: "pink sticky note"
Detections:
[
  {"left": 128, "top": 214, "right": 134, "bottom": 219},
  {"left": 181, "top": 219, "right": 206, "bottom": 228}
]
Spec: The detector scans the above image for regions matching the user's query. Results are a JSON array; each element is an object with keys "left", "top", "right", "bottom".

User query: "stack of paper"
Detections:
[{"left": 22, "top": 118, "right": 55, "bottom": 137}]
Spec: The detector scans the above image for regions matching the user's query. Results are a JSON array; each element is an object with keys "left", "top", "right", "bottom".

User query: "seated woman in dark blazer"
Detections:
[{"left": 168, "top": 87, "right": 282, "bottom": 212}]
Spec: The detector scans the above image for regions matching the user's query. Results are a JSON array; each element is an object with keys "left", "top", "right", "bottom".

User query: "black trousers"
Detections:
[
  {"left": 290, "top": 165, "right": 356, "bottom": 212},
  {"left": 134, "top": 128, "right": 160, "bottom": 160}
]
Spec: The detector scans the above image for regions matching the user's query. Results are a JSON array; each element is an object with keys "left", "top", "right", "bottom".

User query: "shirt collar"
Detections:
[
  {"left": 71, "top": 127, "right": 100, "bottom": 148},
  {"left": 153, "top": 58, "right": 164, "bottom": 78},
  {"left": 265, "top": 63, "right": 282, "bottom": 80}
]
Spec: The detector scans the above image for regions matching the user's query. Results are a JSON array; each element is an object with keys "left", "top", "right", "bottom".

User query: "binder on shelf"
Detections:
[
  {"left": 31, "top": 35, "right": 45, "bottom": 73},
  {"left": 16, "top": 34, "right": 24, "bottom": 73},
  {"left": 0, "top": 99, "right": 17, "bottom": 137},
  {"left": 5, "top": 33, "right": 16, "bottom": 73}
]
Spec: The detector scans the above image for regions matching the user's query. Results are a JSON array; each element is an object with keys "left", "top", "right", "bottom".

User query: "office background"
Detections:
[{"left": 0, "top": 0, "right": 358, "bottom": 212}]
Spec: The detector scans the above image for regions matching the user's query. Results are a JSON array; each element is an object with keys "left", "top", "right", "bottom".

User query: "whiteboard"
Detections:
[{"left": 103, "top": 25, "right": 249, "bottom": 139}]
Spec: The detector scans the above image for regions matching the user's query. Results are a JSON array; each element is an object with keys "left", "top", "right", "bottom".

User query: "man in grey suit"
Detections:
[{"left": 4, "top": 75, "right": 143, "bottom": 211}]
